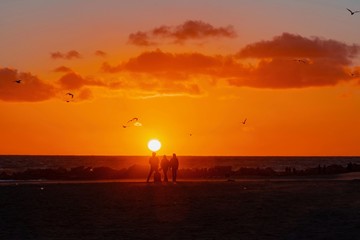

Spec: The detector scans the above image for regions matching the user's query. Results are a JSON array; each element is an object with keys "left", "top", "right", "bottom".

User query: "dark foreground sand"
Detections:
[{"left": 1, "top": 179, "right": 360, "bottom": 240}]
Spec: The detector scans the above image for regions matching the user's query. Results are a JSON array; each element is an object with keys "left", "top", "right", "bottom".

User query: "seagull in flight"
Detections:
[
  {"left": 66, "top": 92, "right": 74, "bottom": 98},
  {"left": 242, "top": 118, "right": 247, "bottom": 125},
  {"left": 65, "top": 92, "right": 74, "bottom": 102},
  {"left": 123, "top": 117, "right": 142, "bottom": 128},
  {"left": 14, "top": 79, "right": 22, "bottom": 84},
  {"left": 293, "top": 59, "right": 308, "bottom": 64},
  {"left": 347, "top": 8, "right": 360, "bottom": 15}
]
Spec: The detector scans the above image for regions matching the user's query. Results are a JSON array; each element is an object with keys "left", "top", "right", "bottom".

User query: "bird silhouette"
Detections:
[
  {"left": 123, "top": 117, "right": 142, "bottom": 128},
  {"left": 347, "top": 8, "right": 360, "bottom": 15},
  {"left": 14, "top": 80, "right": 22, "bottom": 84},
  {"left": 128, "top": 117, "right": 138, "bottom": 122},
  {"left": 293, "top": 59, "right": 308, "bottom": 64},
  {"left": 65, "top": 92, "right": 74, "bottom": 102},
  {"left": 66, "top": 92, "right": 74, "bottom": 98},
  {"left": 242, "top": 118, "right": 247, "bottom": 124}
]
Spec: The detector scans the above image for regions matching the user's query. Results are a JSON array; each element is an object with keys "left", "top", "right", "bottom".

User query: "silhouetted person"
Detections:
[
  {"left": 146, "top": 152, "right": 159, "bottom": 183},
  {"left": 161, "top": 155, "right": 170, "bottom": 182},
  {"left": 170, "top": 153, "right": 179, "bottom": 183}
]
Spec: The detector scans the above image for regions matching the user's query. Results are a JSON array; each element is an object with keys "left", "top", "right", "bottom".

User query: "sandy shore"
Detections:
[{"left": 1, "top": 179, "right": 360, "bottom": 240}]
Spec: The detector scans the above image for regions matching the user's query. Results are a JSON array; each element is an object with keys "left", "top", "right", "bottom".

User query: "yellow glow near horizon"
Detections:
[{"left": 148, "top": 139, "right": 161, "bottom": 152}]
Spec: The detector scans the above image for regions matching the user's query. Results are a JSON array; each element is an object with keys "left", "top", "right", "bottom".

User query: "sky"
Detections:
[{"left": 1, "top": 0, "right": 360, "bottom": 156}]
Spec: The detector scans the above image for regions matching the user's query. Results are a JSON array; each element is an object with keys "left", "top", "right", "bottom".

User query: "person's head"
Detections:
[
  {"left": 163, "top": 155, "right": 166, "bottom": 158},
  {"left": 152, "top": 152, "right": 156, "bottom": 157},
  {"left": 173, "top": 153, "right": 176, "bottom": 157}
]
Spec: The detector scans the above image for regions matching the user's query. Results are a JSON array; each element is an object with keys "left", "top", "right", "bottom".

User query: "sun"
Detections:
[{"left": 148, "top": 139, "right": 161, "bottom": 152}]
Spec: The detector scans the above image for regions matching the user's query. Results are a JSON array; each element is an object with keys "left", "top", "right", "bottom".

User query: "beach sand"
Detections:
[{"left": 1, "top": 179, "right": 360, "bottom": 240}]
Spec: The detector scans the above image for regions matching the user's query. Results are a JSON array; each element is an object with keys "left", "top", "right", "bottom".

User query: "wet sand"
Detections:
[{"left": 1, "top": 179, "right": 360, "bottom": 240}]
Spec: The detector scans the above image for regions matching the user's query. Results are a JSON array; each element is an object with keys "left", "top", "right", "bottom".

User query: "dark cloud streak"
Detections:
[
  {"left": 50, "top": 50, "right": 81, "bottom": 60},
  {"left": 128, "top": 20, "right": 237, "bottom": 46}
]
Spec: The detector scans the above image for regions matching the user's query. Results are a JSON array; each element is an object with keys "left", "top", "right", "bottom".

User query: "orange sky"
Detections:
[{"left": 1, "top": 0, "right": 360, "bottom": 156}]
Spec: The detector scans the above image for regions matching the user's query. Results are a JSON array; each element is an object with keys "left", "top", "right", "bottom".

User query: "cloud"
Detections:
[
  {"left": 0, "top": 67, "right": 56, "bottom": 102},
  {"left": 101, "top": 49, "right": 217, "bottom": 95},
  {"left": 94, "top": 50, "right": 107, "bottom": 57},
  {"left": 228, "top": 33, "right": 360, "bottom": 88},
  {"left": 128, "top": 32, "right": 154, "bottom": 46},
  {"left": 53, "top": 66, "right": 73, "bottom": 73},
  {"left": 50, "top": 50, "right": 81, "bottom": 60},
  {"left": 102, "top": 49, "right": 222, "bottom": 74},
  {"left": 50, "top": 52, "right": 64, "bottom": 59},
  {"left": 128, "top": 20, "right": 237, "bottom": 46},
  {"left": 58, "top": 72, "right": 106, "bottom": 90},
  {"left": 227, "top": 58, "right": 350, "bottom": 88},
  {"left": 237, "top": 33, "right": 359, "bottom": 64},
  {"left": 5, "top": 33, "right": 359, "bottom": 102},
  {"left": 106, "top": 31, "right": 360, "bottom": 90}
]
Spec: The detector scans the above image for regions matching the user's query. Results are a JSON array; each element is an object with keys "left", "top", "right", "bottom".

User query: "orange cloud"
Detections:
[
  {"left": 102, "top": 49, "right": 216, "bottom": 95},
  {"left": 102, "top": 49, "right": 222, "bottom": 74},
  {"left": 50, "top": 50, "right": 82, "bottom": 60},
  {"left": 0, "top": 67, "right": 55, "bottom": 102},
  {"left": 228, "top": 33, "right": 360, "bottom": 88},
  {"left": 95, "top": 50, "right": 107, "bottom": 57},
  {"left": 58, "top": 73, "right": 106, "bottom": 90},
  {"left": 4, "top": 33, "right": 359, "bottom": 102},
  {"left": 128, "top": 32, "right": 154, "bottom": 46},
  {"left": 105, "top": 32, "right": 360, "bottom": 89},
  {"left": 237, "top": 33, "right": 359, "bottom": 64},
  {"left": 227, "top": 58, "right": 349, "bottom": 88},
  {"left": 128, "top": 20, "right": 237, "bottom": 46},
  {"left": 53, "top": 66, "right": 73, "bottom": 73}
]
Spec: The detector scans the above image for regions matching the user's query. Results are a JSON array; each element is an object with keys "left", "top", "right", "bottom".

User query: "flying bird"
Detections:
[
  {"left": 242, "top": 118, "right": 247, "bottom": 125},
  {"left": 123, "top": 117, "right": 142, "bottom": 128},
  {"left": 65, "top": 92, "right": 74, "bottom": 102},
  {"left": 14, "top": 80, "right": 22, "bottom": 84},
  {"left": 347, "top": 8, "right": 360, "bottom": 15},
  {"left": 293, "top": 59, "right": 308, "bottom": 64},
  {"left": 66, "top": 92, "right": 74, "bottom": 98}
]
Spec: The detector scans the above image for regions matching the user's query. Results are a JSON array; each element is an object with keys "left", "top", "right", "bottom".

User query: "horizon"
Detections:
[{"left": 1, "top": 154, "right": 359, "bottom": 158}]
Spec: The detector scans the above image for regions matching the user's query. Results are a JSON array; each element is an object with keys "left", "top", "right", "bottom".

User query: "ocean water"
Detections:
[{"left": 0, "top": 155, "right": 359, "bottom": 173}]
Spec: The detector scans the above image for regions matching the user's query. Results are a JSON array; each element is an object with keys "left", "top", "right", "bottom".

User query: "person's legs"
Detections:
[
  {"left": 146, "top": 169, "right": 154, "bottom": 182},
  {"left": 163, "top": 169, "right": 168, "bottom": 182},
  {"left": 172, "top": 169, "right": 176, "bottom": 182}
]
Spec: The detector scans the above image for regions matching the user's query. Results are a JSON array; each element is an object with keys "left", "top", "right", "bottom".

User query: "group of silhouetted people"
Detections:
[{"left": 146, "top": 152, "right": 179, "bottom": 183}]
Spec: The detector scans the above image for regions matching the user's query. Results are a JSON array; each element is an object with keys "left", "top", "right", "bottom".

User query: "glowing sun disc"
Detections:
[{"left": 148, "top": 139, "right": 161, "bottom": 152}]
